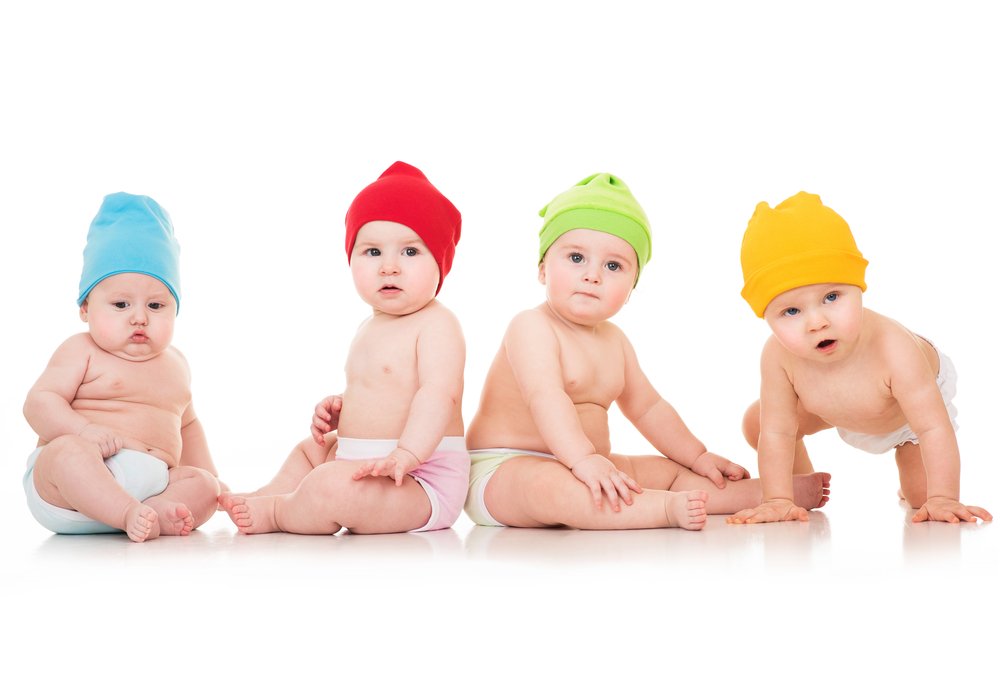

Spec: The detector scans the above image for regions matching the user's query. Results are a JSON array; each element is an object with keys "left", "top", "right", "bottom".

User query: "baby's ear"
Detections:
[
  {"left": 537, "top": 262, "right": 546, "bottom": 285},
  {"left": 79, "top": 302, "right": 89, "bottom": 322}
]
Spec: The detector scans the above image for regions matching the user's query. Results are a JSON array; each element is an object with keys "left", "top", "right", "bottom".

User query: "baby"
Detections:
[
  {"left": 221, "top": 161, "right": 469, "bottom": 534},
  {"left": 465, "top": 174, "right": 831, "bottom": 530},
  {"left": 729, "top": 192, "right": 992, "bottom": 524},
  {"left": 23, "top": 193, "right": 222, "bottom": 542}
]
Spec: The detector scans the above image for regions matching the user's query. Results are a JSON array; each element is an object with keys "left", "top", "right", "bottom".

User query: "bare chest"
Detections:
[
  {"left": 345, "top": 322, "right": 420, "bottom": 387},
  {"left": 557, "top": 333, "right": 625, "bottom": 407},
  {"left": 76, "top": 352, "right": 191, "bottom": 415},
  {"left": 794, "top": 363, "right": 901, "bottom": 429}
]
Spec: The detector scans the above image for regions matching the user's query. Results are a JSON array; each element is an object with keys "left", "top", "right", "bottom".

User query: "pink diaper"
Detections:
[{"left": 336, "top": 437, "right": 470, "bottom": 532}]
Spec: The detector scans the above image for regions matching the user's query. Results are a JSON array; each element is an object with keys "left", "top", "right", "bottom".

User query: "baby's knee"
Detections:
[
  {"left": 298, "top": 462, "right": 354, "bottom": 501},
  {"left": 742, "top": 401, "right": 761, "bottom": 449},
  {"left": 296, "top": 434, "right": 338, "bottom": 467},
  {"left": 171, "top": 466, "right": 220, "bottom": 498}
]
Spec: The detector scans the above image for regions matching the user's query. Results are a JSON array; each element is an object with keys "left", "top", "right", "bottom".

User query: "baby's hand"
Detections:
[
  {"left": 351, "top": 447, "right": 422, "bottom": 486},
  {"left": 913, "top": 497, "right": 993, "bottom": 524},
  {"left": 78, "top": 424, "right": 124, "bottom": 459},
  {"left": 727, "top": 499, "right": 808, "bottom": 524},
  {"left": 569, "top": 454, "right": 642, "bottom": 512},
  {"left": 311, "top": 395, "right": 343, "bottom": 446},
  {"left": 691, "top": 451, "right": 750, "bottom": 489}
]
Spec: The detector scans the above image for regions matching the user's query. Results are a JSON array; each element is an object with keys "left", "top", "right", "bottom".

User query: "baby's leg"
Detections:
[
  {"left": 32, "top": 436, "right": 159, "bottom": 542},
  {"left": 143, "top": 466, "right": 220, "bottom": 536},
  {"left": 220, "top": 434, "right": 337, "bottom": 509},
  {"left": 612, "top": 454, "right": 831, "bottom": 514},
  {"left": 485, "top": 457, "right": 707, "bottom": 530},
  {"left": 743, "top": 400, "right": 830, "bottom": 474},
  {"left": 895, "top": 442, "right": 927, "bottom": 508},
  {"left": 225, "top": 460, "right": 431, "bottom": 535}
]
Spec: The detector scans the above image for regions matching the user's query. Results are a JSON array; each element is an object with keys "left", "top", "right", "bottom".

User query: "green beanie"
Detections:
[{"left": 538, "top": 173, "right": 652, "bottom": 285}]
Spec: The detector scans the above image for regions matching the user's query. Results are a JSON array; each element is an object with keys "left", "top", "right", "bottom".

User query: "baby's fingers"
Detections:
[
  {"left": 706, "top": 466, "right": 726, "bottom": 489},
  {"left": 611, "top": 471, "right": 636, "bottom": 506},
  {"left": 392, "top": 465, "right": 407, "bottom": 487},
  {"left": 728, "top": 464, "right": 750, "bottom": 480},
  {"left": 967, "top": 506, "right": 993, "bottom": 522},
  {"left": 352, "top": 462, "right": 376, "bottom": 481},
  {"left": 586, "top": 480, "right": 604, "bottom": 510},
  {"left": 600, "top": 477, "right": 621, "bottom": 511},
  {"left": 727, "top": 508, "right": 754, "bottom": 524}
]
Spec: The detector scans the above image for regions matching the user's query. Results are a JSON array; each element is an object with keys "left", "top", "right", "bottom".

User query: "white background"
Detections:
[{"left": 1, "top": 2, "right": 996, "bottom": 674}]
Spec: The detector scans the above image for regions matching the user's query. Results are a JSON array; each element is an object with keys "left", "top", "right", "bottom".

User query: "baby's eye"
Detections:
[
  {"left": 782, "top": 307, "right": 800, "bottom": 317},
  {"left": 113, "top": 301, "right": 129, "bottom": 310},
  {"left": 148, "top": 302, "right": 165, "bottom": 311},
  {"left": 824, "top": 292, "right": 839, "bottom": 303},
  {"left": 605, "top": 261, "right": 621, "bottom": 272},
  {"left": 364, "top": 247, "right": 381, "bottom": 257},
  {"left": 569, "top": 252, "right": 584, "bottom": 263},
  {"left": 403, "top": 247, "right": 419, "bottom": 257}
]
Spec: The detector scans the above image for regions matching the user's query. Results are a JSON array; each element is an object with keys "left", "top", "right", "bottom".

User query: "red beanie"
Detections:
[{"left": 345, "top": 161, "right": 462, "bottom": 295}]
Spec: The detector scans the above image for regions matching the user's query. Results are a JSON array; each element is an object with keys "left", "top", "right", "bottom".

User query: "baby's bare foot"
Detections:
[
  {"left": 224, "top": 495, "right": 279, "bottom": 534},
  {"left": 793, "top": 472, "right": 832, "bottom": 510},
  {"left": 664, "top": 490, "right": 708, "bottom": 531},
  {"left": 124, "top": 503, "right": 160, "bottom": 543},
  {"left": 218, "top": 491, "right": 245, "bottom": 512},
  {"left": 145, "top": 497, "right": 195, "bottom": 536}
]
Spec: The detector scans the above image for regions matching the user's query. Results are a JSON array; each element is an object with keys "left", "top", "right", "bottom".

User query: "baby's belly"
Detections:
[
  {"left": 576, "top": 403, "right": 612, "bottom": 454},
  {"left": 72, "top": 405, "right": 183, "bottom": 466},
  {"left": 338, "top": 393, "right": 413, "bottom": 440},
  {"left": 813, "top": 403, "right": 908, "bottom": 435}
]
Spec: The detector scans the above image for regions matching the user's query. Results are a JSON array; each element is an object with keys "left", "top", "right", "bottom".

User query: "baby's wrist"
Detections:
[
  {"left": 567, "top": 453, "right": 600, "bottom": 470},
  {"left": 395, "top": 447, "right": 422, "bottom": 467}
]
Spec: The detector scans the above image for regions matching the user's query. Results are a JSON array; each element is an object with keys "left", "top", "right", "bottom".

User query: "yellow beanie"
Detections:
[{"left": 740, "top": 192, "right": 868, "bottom": 317}]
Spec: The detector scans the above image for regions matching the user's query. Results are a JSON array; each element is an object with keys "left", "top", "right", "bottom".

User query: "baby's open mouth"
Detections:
[{"left": 817, "top": 339, "right": 835, "bottom": 349}]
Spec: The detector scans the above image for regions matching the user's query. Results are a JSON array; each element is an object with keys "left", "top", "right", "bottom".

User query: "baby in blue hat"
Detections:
[{"left": 22, "top": 193, "right": 223, "bottom": 542}]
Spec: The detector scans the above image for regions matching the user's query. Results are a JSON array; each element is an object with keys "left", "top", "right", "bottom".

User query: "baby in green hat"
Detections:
[{"left": 464, "top": 174, "right": 831, "bottom": 529}]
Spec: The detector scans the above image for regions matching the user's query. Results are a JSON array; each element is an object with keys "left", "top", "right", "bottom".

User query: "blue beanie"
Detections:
[{"left": 77, "top": 193, "right": 181, "bottom": 312}]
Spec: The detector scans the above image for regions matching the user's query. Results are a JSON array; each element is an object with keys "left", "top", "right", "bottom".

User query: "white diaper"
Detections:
[{"left": 24, "top": 447, "right": 169, "bottom": 534}]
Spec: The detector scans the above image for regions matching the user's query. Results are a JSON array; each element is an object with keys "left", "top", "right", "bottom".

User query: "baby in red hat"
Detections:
[{"left": 221, "top": 162, "right": 469, "bottom": 535}]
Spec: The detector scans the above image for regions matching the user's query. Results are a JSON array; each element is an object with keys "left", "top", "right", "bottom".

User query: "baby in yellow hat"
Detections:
[
  {"left": 464, "top": 175, "right": 832, "bottom": 530},
  {"left": 730, "top": 192, "right": 991, "bottom": 525}
]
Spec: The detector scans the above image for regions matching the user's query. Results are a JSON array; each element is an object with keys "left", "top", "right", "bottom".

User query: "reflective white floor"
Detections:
[{"left": 5, "top": 498, "right": 996, "bottom": 675}]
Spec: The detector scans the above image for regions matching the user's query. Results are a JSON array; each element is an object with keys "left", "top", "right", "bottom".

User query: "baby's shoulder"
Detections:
[
  {"left": 51, "top": 332, "right": 101, "bottom": 360},
  {"left": 413, "top": 300, "right": 463, "bottom": 334},
  {"left": 506, "top": 306, "right": 558, "bottom": 338},
  {"left": 864, "top": 309, "right": 922, "bottom": 352}
]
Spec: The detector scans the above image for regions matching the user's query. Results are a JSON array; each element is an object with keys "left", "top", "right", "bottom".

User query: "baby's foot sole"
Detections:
[
  {"left": 145, "top": 498, "right": 195, "bottom": 536},
  {"left": 223, "top": 495, "right": 278, "bottom": 534},
  {"left": 125, "top": 503, "right": 160, "bottom": 543},
  {"left": 665, "top": 490, "right": 709, "bottom": 531},
  {"left": 794, "top": 472, "right": 832, "bottom": 510}
]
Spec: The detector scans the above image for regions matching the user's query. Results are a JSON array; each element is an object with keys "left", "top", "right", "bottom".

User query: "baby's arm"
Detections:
[
  {"left": 352, "top": 311, "right": 465, "bottom": 486},
  {"left": 23, "top": 335, "right": 124, "bottom": 456},
  {"left": 179, "top": 403, "right": 219, "bottom": 476},
  {"left": 889, "top": 344, "right": 991, "bottom": 523},
  {"left": 617, "top": 334, "right": 748, "bottom": 488},
  {"left": 507, "top": 312, "right": 639, "bottom": 510},
  {"left": 728, "top": 344, "right": 808, "bottom": 524}
]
